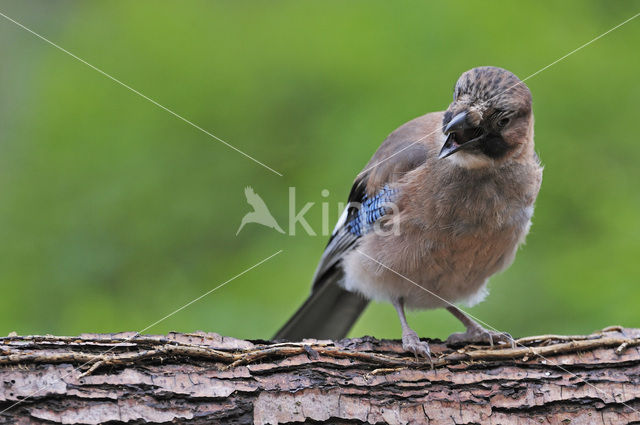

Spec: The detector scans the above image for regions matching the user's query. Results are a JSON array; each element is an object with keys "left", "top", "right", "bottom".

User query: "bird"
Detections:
[
  {"left": 236, "top": 186, "right": 285, "bottom": 235},
  {"left": 274, "top": 66, "right": 543, "bottom": 360}
]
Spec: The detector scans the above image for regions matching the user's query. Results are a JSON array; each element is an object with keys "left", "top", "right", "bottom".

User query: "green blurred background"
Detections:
[{"left": 0, "top": 1, "right": 638, "bottom": 340}]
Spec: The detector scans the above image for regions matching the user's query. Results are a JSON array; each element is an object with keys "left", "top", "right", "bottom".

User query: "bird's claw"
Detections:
[{"left": 402, "top": 330, "right": 433, "bottom": 368}]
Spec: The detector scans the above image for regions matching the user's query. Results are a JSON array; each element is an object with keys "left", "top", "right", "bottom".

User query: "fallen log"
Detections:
[{"left": 1, "top": 327, "right": 639, "bottom": 424}]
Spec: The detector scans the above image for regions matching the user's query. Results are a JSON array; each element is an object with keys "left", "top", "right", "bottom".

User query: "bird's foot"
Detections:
[
  {"left": 446, "top": 326, "right": 514, "bottom": 349},
  {"left": 402, "top": 329, "right": 433, "bottom": 367}
]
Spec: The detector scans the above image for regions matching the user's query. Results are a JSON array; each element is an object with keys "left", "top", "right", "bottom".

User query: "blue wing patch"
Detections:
[{"left": 346, "top": 185, "right": 397, "bottom": 237}]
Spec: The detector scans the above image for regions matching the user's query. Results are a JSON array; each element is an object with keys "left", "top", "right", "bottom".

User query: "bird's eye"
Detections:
[{"left": 497, "top": 117, "right": 510, "bottom": 128}]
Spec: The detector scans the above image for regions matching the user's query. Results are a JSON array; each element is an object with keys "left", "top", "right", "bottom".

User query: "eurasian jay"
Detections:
[{"left": 275, "top": 66, "right": 542, "bottom": 360}]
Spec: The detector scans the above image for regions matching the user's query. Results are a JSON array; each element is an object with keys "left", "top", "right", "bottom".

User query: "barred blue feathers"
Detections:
[{"left": 346, "top": 185, "right": 397, "bottom": 237}]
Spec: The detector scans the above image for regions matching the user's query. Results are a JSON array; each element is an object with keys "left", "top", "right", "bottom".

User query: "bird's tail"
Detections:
[{"left": 273, "top": 269, "right": 369, "bottom": 341}]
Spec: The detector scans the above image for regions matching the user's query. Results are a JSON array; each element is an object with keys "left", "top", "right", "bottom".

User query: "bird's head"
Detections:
[{"left": 440, "top": 66, "right": 533, "bottom": 168}]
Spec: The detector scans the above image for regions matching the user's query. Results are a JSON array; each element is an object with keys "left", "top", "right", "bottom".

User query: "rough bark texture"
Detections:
[{"left": 1, "top": 327, "right": 640, "bottom": 424}]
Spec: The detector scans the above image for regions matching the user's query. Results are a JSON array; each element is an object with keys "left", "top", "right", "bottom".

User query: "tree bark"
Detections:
[{"left": 1, "top": 327, "right": 639, "bottom": 424}]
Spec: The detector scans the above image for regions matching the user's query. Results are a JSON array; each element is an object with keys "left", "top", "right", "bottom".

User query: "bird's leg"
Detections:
[
  {"left": 445, "top": 306, "right": 514, "bottom": 348},
  {"left": 392, "top": 298, "right": 432, "bottom": 366}
]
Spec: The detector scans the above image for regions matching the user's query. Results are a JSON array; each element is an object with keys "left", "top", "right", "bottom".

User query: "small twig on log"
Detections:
[{"left": 1, "top": 326, "right": 637, "bottom": 377}]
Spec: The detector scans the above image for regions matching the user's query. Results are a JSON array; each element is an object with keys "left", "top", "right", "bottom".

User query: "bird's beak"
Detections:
[
  {"left": 439, "top": 111, "right": 468, "bottom": 159},
  {"left": 439, "top": 111, "right": 486, "bottom": 159},
  {"left": 439, "top": 133, "right": 465, "bottom": 159},
  {"left": 444, "top": 111, "right": 468, "bottom": 135}
]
